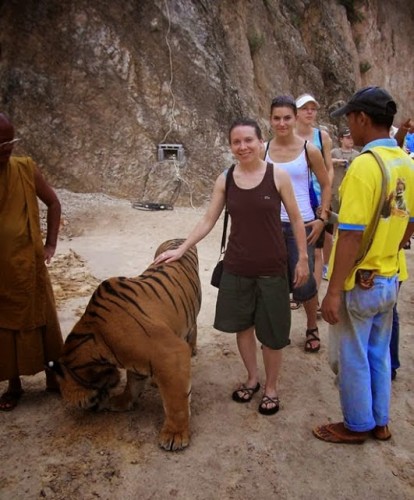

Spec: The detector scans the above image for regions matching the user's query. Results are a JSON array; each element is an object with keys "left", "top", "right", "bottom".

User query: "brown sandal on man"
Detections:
[
  {"left": 0, "top": 391, "right": 24, "bottom": 412},
  {"left": 313, "top": 422, "right": 370, "bottom": 444},
  {"left": 232, "top": 382, "right": 260, "bottom": 403},
  {"left": 305, "top": 328, "right": 320, "bottom": 353},
  {"left": 372, "top": 425, "right": 392, "bottom": 441}
]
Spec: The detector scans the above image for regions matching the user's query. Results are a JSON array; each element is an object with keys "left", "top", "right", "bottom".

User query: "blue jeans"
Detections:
[
  {"left": 390, "top": 282, "right": 401, "bottom": 372},
  {"left": 390, "top": 304, "right": 400, "bottom": 371},
  {"left": 328, "top": 275, "right": 398, "bottom": 431}
]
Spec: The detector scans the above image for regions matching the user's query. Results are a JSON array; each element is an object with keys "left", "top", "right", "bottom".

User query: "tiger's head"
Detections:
[{"left": 47, "top": 358, "right": 121, "bottom": 410}]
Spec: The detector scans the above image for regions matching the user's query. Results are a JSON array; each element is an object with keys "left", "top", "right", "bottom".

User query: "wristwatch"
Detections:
[{"left": 316, "top": 216, "right": 327, "bottom": 225}]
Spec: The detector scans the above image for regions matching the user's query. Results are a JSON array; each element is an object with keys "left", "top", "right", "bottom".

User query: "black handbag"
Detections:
[
  {"left": 210, "top": 259, "right": 224, "bottom": 288},
  {"left": 210, "top": 165, "right": 234, "bottom": 288}
]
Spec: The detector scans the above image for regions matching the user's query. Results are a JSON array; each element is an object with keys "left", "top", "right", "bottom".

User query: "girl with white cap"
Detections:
[{"left": 295, "top": 93, "right": 333, "bottom": 297}]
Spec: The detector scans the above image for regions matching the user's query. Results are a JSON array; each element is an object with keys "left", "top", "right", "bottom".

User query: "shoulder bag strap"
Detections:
[
  {"left": 354, "top": 149, "right": 389, "bottom": 265},
  {"left": 304, "top": 140, "right": 312, "bottom": 181},
  {"left": 304, "top": 140, "right": 310, "bottom": 165},
  {"left": 220, "top": 164, "right": 235, "bottom": 256}
]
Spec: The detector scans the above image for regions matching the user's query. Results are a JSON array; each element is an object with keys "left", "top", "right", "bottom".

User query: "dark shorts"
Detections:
[
  {"left": 214, "top": 272, "right": 291, "bottom": 350},
  {"left": 282, "top": 222, "right": 317, "bottom": 302},
  {"left": 315, "top": 227, "right": 325, "bottom": 248}
]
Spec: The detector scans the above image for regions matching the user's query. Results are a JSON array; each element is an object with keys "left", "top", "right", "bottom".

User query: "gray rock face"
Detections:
[{"left": 1, "top": 0, "right": 412, "bottom": 205}]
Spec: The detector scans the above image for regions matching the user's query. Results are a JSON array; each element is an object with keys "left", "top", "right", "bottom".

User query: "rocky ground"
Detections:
[{"left": 0, "top": 189, "right": 413, "bottom": 500}]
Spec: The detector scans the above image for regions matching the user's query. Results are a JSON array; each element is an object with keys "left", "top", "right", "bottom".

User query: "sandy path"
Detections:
[{"left": 0, "top": 190, "right": 413, "bottom": 499}]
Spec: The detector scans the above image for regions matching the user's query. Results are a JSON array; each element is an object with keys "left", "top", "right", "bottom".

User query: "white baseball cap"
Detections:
[
  {"left": 296, "top": 94, "right": 320, "bottom": 109},
  {"left": 389, "top": 125, "right": 398, "bottom": 138}
]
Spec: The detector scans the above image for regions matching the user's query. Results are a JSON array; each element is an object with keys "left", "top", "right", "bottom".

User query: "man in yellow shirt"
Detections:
[{"left": 313, "top": 87, "right": 414, "bottom": 443}]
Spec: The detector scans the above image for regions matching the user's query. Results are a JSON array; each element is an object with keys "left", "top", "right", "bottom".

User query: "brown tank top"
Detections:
[{"left": 224, "top": 163, "right": 287, "bottom": 277}]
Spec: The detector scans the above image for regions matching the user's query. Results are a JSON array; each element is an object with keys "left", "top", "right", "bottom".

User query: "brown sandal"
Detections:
[
  {"left": 305, "top": 328, "right": 320, "bottom": 353},
  {"left": 372, "top": 425, "right": 392, "bottom": 441},
  {"left": 313, "top": 422, "right": 369, "bottom": 444}
]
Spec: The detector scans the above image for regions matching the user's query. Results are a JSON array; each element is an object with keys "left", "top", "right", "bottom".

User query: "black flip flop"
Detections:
[
  {"left": 232, "top": 382, "right": 260, "bottom": 403},
  {"left": 305, "top": 328, "right": 320, "bottom": 353},
  {"left": 258, "top": 395, "right": 280, "bottom": 415}
]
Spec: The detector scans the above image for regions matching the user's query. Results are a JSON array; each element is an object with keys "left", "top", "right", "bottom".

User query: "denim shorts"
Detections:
[
  {"left": 315, "top": 227, "right": 325, "bottom": 249},
  {"left": 282, "top": 222, "right": 317, "bottom": 302},
  {"left": 214, "top": 272, "right": 291, "bottom": 350}
]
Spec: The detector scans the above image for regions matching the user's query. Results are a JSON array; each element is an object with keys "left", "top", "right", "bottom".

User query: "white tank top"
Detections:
[{"left": 264, "top": 143, "right": 315, "bottom": 223}]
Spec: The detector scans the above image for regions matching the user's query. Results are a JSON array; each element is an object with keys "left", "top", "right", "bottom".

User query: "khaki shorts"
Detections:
[{"left": 214, "top": 272, "right": 291, "bottom": 350}]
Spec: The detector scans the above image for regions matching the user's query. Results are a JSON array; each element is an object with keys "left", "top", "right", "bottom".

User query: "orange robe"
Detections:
[{"left": 0, "top": 156, "right": 63, "bottom": 380}]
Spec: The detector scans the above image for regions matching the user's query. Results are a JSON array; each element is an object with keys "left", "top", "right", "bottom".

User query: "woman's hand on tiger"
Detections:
[{"left": 153, "top": 248, "right": 184, "bottom": 265}]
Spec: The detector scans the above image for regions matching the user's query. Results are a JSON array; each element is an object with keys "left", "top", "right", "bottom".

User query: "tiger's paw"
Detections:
[{"left": 158, "top": 426, "right": 190, "bottom": 451}]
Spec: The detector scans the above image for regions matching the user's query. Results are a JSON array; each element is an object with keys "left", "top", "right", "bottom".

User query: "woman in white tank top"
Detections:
[
  {"left": 264, "top": 95, "right": 331, "bottom": 353},
  {"left": 264, "top": 96, "right": 330, "bottom": 235}
]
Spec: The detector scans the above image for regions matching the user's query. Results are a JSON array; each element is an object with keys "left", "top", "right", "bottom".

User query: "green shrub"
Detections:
[
  {"left": 339, "top": 0, "right": 364, "bottom": 24},
  {"left": 359, "top": 61, "right": 372, "bottom": 73},
  {"left": 248, "top": 33, "right": 265, "bottom": 56}
]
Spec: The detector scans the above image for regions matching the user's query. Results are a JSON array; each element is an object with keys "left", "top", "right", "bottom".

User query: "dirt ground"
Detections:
[{"left": 1, "top": 190, "right": 413, "bottom": 500}]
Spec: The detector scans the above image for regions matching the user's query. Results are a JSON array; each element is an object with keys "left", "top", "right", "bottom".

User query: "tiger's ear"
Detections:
[{"left": 46, "top": 360, "right": 64, "bottom": 378}]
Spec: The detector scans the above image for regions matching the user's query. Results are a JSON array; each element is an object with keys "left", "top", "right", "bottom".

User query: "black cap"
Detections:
[{"left": 331, "top": 86, "right": 397, "bottom": 118}]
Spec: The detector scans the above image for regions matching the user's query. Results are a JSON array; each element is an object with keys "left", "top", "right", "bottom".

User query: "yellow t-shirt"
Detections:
[
  {"left": 329, "top": 139, "right": 414, "bottom": 290},
  {"left": 397, "top": 249, "right": 408, "bottom": 282}
]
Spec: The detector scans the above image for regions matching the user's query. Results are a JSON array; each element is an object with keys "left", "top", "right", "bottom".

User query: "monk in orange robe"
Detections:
[{"left": 0, "top": 113, "right": 63, "bottom": 410}]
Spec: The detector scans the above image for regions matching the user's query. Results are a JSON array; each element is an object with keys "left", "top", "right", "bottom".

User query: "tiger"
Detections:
[{"left": 48, "top": 239, "right": 201, "bottom": 451}]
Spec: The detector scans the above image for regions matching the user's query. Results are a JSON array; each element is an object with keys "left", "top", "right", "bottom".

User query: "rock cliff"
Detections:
[{"left": 1, "top": 0, "right": 413, "bottom": 205}]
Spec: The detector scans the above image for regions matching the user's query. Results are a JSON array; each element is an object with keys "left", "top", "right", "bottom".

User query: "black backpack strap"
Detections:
[
  {"left": 304, "top": 140, "right": 313, "bottom": 187},
  {"left": 304, "top": 140, "right": 310, "bottom": 168},
  {"left": 263, "top": 141, "right": 270, "bottom": 160}
]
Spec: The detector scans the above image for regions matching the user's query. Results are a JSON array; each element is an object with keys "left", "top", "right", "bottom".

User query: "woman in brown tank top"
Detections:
[{"left": 154, "top": 118, "right": 308, "bottom": 416}]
